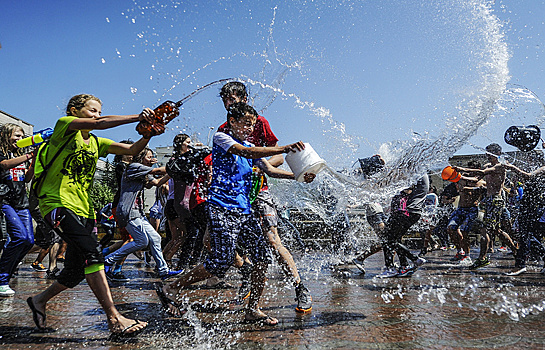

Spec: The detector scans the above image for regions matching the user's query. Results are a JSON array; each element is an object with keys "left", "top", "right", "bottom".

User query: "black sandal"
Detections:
[{"left": 154, "top": 283, "right": 186, "bottom": 317}]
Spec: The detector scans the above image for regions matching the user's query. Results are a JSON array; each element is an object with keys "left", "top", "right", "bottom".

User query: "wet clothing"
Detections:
[
  {"left": 514, "top": 175, "right": 545, "bottom": 268},
  {"left": 218, "top": 115, "right": 278, "bottom": 191},
  {"left": 33, "top": 117, "right": 112, "bottom": 288},
  {"left": 482, "top": 194, "right": 505, "bottom": 231},
  {"left": 35, "top": 116, "right": 113, "bottom": 219},
  {"left": 44, "top": 207, "right": 101, "bottom": 288},
  {"left": 204, "top": 203, "right": 271, "bottom": 278},
  {"left": 107, "top": 162, "right": 170, "bottom": 274},
  {"left": 448, "top": 206, "right": 479, "bottom": 233},
  {"left": 252, "top": 190, "right": 279, "bottom": 229},
  {"left": 382, "top": 174, "right": 429, "bottom": 268},
  {"left": 0, "top": 152, "right": 33, "bottom": 286},
  {"left": 202, "top": 131, "right": 271, "bottom": 276},
  {"left": 115, "top": 163, "right": 154, "bottom": 228},
  {"left": 208, "top": 132, "right": 257, "bottom": 213}
]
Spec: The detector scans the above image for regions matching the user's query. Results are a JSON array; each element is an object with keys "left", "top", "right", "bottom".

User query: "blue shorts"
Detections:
[
  {"left": 448, "top": 206, "right": 479, "bottom": 233},
  {"left": 367, "top": 212, "right": 387, "bottom": 229},
  {"left": 204, "top": 203, "right": 272, "bottom": 278}
]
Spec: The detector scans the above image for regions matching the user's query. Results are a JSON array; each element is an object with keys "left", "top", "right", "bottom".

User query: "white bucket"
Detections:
[{"left": 285, "top": 143, "right": 327, "bottom": 182}]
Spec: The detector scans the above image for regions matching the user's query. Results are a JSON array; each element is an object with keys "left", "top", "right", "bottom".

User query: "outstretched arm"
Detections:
[
  {"left": 108, "top": 137, "right": 151, "bottom": 157},
  {"left": 67, "top": 108, "right": 154, "bottom": 132},
  {"left": 228, "top": 141, "right": 305, "bottom": 159}
]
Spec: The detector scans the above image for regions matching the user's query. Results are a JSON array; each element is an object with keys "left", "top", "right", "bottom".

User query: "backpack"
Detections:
[{"left": 32, "top": 132, "right": 98, "bottom": 198}]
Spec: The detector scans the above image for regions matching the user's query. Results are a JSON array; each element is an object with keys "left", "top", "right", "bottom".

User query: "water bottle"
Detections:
[
  {"left": 136, "top": 101, "right": 180, "bottom": 138},
  {"left": 16, "top": 128, "right": 54, "bottom": 148}
]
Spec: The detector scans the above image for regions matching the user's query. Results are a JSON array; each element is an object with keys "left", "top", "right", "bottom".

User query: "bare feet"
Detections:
[
  {"left": 244, "top": 309, "right": 278, "bottom": 326},
  {"left": 109, "top": 315, "right": 148, "bottom": 335}
]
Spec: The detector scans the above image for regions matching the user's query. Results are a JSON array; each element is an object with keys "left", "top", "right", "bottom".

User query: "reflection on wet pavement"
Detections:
[{"left": 1, "top": 250, "right": 545, "bottom": 349}]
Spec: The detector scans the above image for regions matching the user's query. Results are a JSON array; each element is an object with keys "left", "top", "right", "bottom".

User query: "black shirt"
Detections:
[{"left": 0, "top": 152, "right": 30, "bottom": 209}]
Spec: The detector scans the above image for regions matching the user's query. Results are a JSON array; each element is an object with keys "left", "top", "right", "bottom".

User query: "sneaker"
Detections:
[
  {"left": 31, "top": 262, "right": 47, "bottom": 272},
  {"left": 498, "top": 246, "right": 508, "bottom": 253},
  {"left": 294, "top": 282, "right": 312, "bottom": 313},
  {"left": 108, "top": 271, "right": 130, "bottom": 282},
  {"left": 159, "top": 269, "right": 183, "bottom": 281},
  {"left": 0, "top": 285, "right": 15, "bottom": 297},
  {"left": 415, "top": 257, "right": 426, "bottom": 267},
  {"left": 46, "top": 267, "right": 61, "bottom": 279},
  {"left": 470, "top": 257, "right": 490, "bottom": 269},
  {"left": 397, "top": 266, "right": 415, "bottom": 277},
  {"left": 505, "top": 266, "right": 527, "bottom": 276},
  {"left": 352, "top": 258, "right": 366, "bottom": 274},
  {"left": 377, "top": 267, "right": 399, "bottom": 278},
  {"left": 458, "top": 256, "right": 472, "bottom": 266},
  {"left": 237, "top": 280, "right": 251, "bottom": 301},
  {"left": 440, "top": 246, "right": 448, "bottom": 251},
  {"left": 451, "top": 253, "right": 465, "bottom": 262}
]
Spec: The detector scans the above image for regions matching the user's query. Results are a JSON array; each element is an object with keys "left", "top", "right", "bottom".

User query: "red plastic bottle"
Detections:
[{"left": 136, "top": 101, "right": 180, "bottom": 138}]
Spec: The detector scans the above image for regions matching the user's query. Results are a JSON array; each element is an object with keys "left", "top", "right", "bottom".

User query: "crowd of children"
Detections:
[{"left": 1, "top": 83, "right": 545, "bottom": 337}]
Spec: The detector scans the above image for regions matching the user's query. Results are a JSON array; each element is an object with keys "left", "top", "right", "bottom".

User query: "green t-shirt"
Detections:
[{"left": 35, "top": 116, "right": 113, "bottom": 218}]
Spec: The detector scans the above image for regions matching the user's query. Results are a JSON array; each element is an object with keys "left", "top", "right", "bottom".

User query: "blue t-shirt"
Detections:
[{"left": 208, "top": 132, "right": 257, "bottom": 214}]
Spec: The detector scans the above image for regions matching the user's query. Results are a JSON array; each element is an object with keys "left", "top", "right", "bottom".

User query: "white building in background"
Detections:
[{"left": 0, "top": 110, "right": 33, "bottom": 135}]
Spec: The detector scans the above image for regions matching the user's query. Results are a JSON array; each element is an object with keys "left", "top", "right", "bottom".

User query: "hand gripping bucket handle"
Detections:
[{"left": 285, "top": 143, "right": 326, "bottom": 182}]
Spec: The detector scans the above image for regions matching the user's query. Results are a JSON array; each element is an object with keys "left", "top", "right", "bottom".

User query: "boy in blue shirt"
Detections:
[{"left": 158, "top": 102, "right": 314, "bottom": 325}]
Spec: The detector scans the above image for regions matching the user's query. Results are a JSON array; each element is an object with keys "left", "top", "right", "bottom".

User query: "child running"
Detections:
[
  {"left": 26, "top": 94, "right": 155, "bottom": 335},
  {"left": 157, "top": 102, "right": 314, "bottom": 325},
  {"left": 0, "top": 123, "right": 35, "bottom": 297},
  {"left": 104, "top": 147, "right": 182, "bottom": 280}
]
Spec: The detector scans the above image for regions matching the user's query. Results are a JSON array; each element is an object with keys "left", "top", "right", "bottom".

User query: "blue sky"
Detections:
[{"left": 1, "top": 0, "right": 544, "bottom": 169}]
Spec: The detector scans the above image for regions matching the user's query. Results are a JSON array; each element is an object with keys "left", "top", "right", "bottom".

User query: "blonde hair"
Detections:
[
  {"left": 0, "top": 123, "right": 25, "bottom": 157},
  {"left": 66, "top": 94, "right": 102, "bottom": 116}
]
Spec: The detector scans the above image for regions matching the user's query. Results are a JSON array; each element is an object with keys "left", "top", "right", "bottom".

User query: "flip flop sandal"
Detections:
[
  {"left": 154, "top": 283, "right": 186, "bottom": 317},
  {"left": 242, "top": 315, "right": 278, "bottom": 326},
  {"left": 27, "top": 297, "right": 50, "bottom": 332}
]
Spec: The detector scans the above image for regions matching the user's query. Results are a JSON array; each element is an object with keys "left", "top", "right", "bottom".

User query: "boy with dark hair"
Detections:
[
  {"left": 217, "top": 82, "right": 313, "bottom": 313},
  {"left": 158, "top": 102, "right": 314, "bottom": 325}
]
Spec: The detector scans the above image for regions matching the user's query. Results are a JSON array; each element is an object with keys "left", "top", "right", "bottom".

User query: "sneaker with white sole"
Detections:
[
  {"left": 458, "top": 256, "right": 472, "bottom": 266},
  {"left": 397, "top": 266, "right": 415, "bottom": 277},
  {"left": 0, "top": 285, "right": 15, "bottom": 297},
  {"left": 505, "top": 267, "right": 527, "bottom": 276},
  {"left": 415, "top": 257, "right": 427, "bottom": 267},
  {"left": 377, "top": 267, "right": 399, "bottom": 278},
  {"left": 352, "top": 258, "right": 366, "bottom": 274}
]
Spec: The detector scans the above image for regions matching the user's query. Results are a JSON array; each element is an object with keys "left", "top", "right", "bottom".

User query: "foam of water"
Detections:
[{"left": 115, "top": 0, "right": 545, "bottom": 336}]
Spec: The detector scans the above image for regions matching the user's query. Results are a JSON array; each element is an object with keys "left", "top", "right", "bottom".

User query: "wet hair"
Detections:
[
  {"left": 66, "top": 94, "right": 102, "bottom": 116},
  {"left": 133, "top": 147, "right": 153, "bottom": 164},
  {"left": 113, "top": 140, "right": 134, "bottom": 163},
  {"left": 485, "top": 143, "right": 502, "bottom": 156},
  {"left": 226, "top": 102, "right": 258, "bottom": 127},
  {"left": 173, "top": 133, "right": 190, "bottom": 154},
  {"left": 220, "top": 82, "right": 248, "bottom": 100},
  {"left": 0, "top": 123, "right": 25, "bottom": 157}
]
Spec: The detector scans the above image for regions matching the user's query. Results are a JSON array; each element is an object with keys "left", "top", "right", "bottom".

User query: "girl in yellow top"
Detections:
[{"left": 27, "top": 94, "right": 159, "bottom": 336}]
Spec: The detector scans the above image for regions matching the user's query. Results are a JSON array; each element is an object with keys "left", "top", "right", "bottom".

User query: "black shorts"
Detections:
[
  {"left": 164, "top": 199, "right": 179, "bottom": 221},
  {"left": 44, "top": 207, "right": 102, "bottom": 288}
]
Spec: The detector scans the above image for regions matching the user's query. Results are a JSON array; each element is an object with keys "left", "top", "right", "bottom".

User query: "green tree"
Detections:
[{"left": 89, "top": 181, "right": 114, "bottom": 212}]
